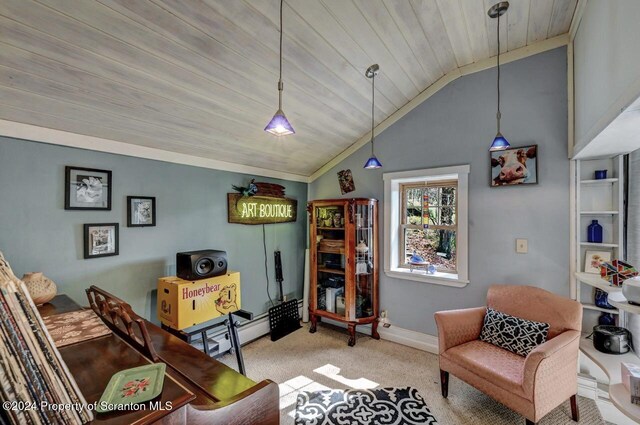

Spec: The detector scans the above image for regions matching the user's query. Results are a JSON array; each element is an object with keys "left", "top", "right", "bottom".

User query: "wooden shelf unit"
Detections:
[{"left": 308, "top": 198, "right": 379, "bottom": 346}]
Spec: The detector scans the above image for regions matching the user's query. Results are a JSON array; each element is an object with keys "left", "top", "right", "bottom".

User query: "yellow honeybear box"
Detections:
[{"left": 157, "top": 272, "right": 241, "bottom": 330}]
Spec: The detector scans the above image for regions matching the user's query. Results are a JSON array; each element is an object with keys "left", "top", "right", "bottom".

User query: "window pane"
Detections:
[
  {"left": 405, "top": 188, "right": 423, "bottom": 225},
  {"left": 427, "top": 206, "right": 439, "bottom": 225},
  {"left": 426, "top": 187, "right": 439, "bottom": 206},
  {"left": 404, "top": 228, "right": 457, "bottom": 271},
  {"left": 440, "top": 187, "right": 456, "bottom": 207},
  {"left": 440, "top": 206, "right": 456, "bottom": 225}
]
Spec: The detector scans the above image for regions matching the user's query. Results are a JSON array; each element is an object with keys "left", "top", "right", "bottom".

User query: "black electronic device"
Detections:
[
  {"left": 176, "top": 250, "right": 227, "bottom": 281},
  {"left": 593, "top": 325, "right": 632, "bottom": 354}
]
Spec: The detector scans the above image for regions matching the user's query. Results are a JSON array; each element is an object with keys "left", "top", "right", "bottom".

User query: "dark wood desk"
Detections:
[{"left": 39, "top": 295, "right": 279, "bottom": 425}]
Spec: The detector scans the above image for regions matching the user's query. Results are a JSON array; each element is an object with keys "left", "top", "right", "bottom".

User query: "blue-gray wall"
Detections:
[
  {"left": 0, "top": 136, "right": 307, "bottom": 321},
  {"left": 309, "top": 47, "right": 569, "bottom": 335}
]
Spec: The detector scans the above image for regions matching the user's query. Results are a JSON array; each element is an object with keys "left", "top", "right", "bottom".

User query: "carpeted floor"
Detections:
[{"left": 220, "top": 323, "right": 605, "bottom": 425}]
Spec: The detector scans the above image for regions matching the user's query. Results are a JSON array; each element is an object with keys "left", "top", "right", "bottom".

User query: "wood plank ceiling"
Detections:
[{"left": 0, "top": 0, "right": 577, "bottom": 177}]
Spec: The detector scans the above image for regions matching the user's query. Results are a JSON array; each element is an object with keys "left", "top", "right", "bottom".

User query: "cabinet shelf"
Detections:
[
  {"left": 317, "top": 227, "right": 344, "bottom": 231},
  {"left": 580, "top": 178, "right": 618, "bottom": 184},
  {"left": 582, "top": 303, "right": 619, "bottom": 314},
  {"left": 579, "top": 334, "right": 640, "bottom": 422},
  {"left": 580, "top": 211, "right": 619, "bottom": 215},
  {"left": 317, "top": 267, "right": 345, "bottom": 275},
  {"left": 575, "top": 272, "right": 621, "bottom": 293},
  {"left": 579, "top": 242, "right": 619, "bottom": 248}
]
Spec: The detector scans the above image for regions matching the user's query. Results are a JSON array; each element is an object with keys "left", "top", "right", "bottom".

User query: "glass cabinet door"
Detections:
[
  {"left": 314, "top": 203, "right": 346, "bottom": 317},
  {"left": 353, "top": 202, "right": 374, "bottom": 319}
]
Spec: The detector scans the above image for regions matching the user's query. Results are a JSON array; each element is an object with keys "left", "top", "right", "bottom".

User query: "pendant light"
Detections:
[
  {"left": 264, "top": 0, "right": 295, "bottom": 136},
  {"left": 488, "top": 2, "right": 510, "bottom": 151},
  {"left": 364, "top": 64, "right": 382, "bottom": 169}
]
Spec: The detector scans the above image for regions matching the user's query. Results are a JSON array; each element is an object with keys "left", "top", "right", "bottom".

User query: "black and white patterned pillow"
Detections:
[{"left": 479, "top": 308, "right": 549, "bottom": 357}]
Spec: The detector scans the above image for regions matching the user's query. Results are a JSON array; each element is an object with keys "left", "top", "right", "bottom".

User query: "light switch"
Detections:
[{"left": 516, "top": 239, "right": 528, "bottom": 254}]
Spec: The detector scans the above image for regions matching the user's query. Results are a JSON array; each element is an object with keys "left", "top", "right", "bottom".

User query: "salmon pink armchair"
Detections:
[{"left": 434, "top": 285, "right": 582, "bottom": 425}]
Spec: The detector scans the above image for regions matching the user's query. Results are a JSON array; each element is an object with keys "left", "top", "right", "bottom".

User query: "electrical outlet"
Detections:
[
  {"left": 516, "top": 239, "right": 528, "bottom": 254},
  {"left": 379, "top": 310, "right": 391, "bottom": 328}
]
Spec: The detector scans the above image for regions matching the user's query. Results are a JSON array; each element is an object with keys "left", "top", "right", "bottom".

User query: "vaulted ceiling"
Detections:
[{"left": 0, "top": 0, "right": 577, "bottom": 178}]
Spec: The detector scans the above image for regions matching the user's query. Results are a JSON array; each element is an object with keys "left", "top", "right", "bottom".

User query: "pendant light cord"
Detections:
[
  {"left": 278, "top": 0, "right": 284, "bottom": 110},
  {"left": 496, "top": 12, "right": 501, "bottom": 133},
  {"left": 371, "top": 71, "right": 375, "bottom": 155}
]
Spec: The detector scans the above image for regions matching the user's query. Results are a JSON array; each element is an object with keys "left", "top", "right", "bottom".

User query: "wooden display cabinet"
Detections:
[{"left": 307, "top": 198, "right": 379, "bottom": 346}]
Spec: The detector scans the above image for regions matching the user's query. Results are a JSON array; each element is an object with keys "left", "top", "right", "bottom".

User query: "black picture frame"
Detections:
[
  {"left": 127, "top": 196, "right": 156, "bottom": 227},
  {"left": 83, "top": 223, "right": 119, "bottom": 259},
  {"left": 489, "top": 144, "right": 539, "bottom": 187},
  {"left": 65, "top": 166, "right": 112, "bottom": 210}
]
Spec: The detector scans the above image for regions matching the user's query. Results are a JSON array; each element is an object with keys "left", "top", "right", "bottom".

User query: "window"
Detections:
[
  {"left": 400, "top": 181, "right": 457, "bottom": 273},
  {"left": 383, "top": 165, "right": 469, "bottom": 287}
]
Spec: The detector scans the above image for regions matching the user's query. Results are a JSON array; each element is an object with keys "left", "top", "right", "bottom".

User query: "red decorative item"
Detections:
[{"left": 600, "top": 259, "right": 639, "bottom": 287}]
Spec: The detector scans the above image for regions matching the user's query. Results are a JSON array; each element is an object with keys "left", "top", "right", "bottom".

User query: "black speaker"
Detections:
[{"left": 176, "top": 250, "right": 227, "bottom": 281}]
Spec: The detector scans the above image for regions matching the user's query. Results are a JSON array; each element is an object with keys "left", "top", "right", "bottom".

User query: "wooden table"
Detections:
[{"left": 39, "top": 295, "right": 279, "bottom": 425}]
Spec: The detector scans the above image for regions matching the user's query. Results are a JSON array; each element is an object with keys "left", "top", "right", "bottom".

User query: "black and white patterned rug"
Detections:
[{"left": 295, "top": 387, "right": 438, "bottom": 425}]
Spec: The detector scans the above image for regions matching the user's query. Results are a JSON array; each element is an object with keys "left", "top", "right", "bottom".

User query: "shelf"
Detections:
[
  {"left": 610, "top": 384, "right": 640, "bottom": 422},
  {"left": 575, "top": 272, "right": 622, "bottom": 293},
  {"left": 607, "top": 292, "right": 640, "bottom": 315},
  {"left": 581, "top": 178, "right": 619, "bottom": 185},
  {"left": 579, "top": 334, "right": 640, "bottom": 422},
  {"left": 579, "top": 242, "right": 619, "bottom": 247},
  {"left": 580, "top": 211, "right": 619, "bottom": 215},
  {"left": 317, "top": 267, "right": 345, "bottom": 275},
  {"left": 582, "top": 303, "right": 619, "bottom": 314},
  {"left": 318, "top": 249, "right": 345, "bottom": 255},
  {"left": 317, "top": 227, "right": 344, "bottom": 231}
]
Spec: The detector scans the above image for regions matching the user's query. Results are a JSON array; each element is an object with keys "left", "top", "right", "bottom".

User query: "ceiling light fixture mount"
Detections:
[
  {"left": 488, "top": 1, "right": 510, "bottom": 152},
  {"left": 364, "top": 64, "right": 382, "bottom": 169},
  {"left": 264, "top": 0, "right": 295, "bottom": 136}
]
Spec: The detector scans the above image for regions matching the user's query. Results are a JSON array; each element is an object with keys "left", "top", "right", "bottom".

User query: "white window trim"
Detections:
[{"left": 383, "top": 165, "right": 470, "bottom": 287}]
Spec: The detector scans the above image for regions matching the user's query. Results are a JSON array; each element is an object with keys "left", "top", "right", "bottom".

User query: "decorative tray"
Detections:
[{"left": 96, "top": 363, "right": 166, "bottom": 413}]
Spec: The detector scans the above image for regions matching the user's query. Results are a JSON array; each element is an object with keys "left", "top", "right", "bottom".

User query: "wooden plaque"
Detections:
[{"left": 227, "top": 193, "right": 297, "bottom": 225}]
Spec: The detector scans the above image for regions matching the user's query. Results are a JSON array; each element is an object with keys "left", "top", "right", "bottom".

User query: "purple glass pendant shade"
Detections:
[
  {"left": 489, "top": 132, "right": 510, "bottom": 151},
  {"left": 488, "top": 3, "right": 511, "bottom": 151},
  {"left": 364, "top": 64, "right": 382, "bottom": 169},
  {"left": 264, "top": 0, "right": 295, "bottom": 137},
  {"left": 264, "top": 109, "right": 295, "bottom": 136},
  {"left": 364, "top": 155, "right": 382, "bottom": 169}
]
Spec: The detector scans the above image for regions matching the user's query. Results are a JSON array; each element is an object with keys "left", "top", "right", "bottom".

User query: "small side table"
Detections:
[{"left": 162, "top": 309, "right": 253, "bottom": 376}]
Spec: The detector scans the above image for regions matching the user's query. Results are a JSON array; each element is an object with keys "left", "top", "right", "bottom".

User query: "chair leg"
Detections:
[
  {"left": 525, "top": 420, "right": 536, "bottom": 425},
  {"left": 440, "top": 369, "right": 449, "bottom": 398},
  {"left": 570, "top": 394, "right": 579, "bottom": 422}
]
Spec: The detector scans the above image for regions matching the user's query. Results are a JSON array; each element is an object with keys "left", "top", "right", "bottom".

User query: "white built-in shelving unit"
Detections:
[
  {"left": 572, "top": 156, "right": 640, "bottom": 424},
  {"left": 573, "top": 156, "right": 624, "bottom": 321}
]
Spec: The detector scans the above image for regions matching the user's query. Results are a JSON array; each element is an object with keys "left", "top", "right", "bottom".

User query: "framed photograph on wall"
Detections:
[
  {"left": 84, "top": 223, "right": 119, "bottom": 259},
  {"left": 127, "top": 196, "right": 156, "bottom": 227},
  {"left": 584, "top": 250, "right": 612, "bottom": 274},
  {"left": 490, "top": 145, "right": 538, "bottom": 187},
  {"left": 65, "top": 166, "right": 112, "bottom": 210},
  {"left": 337, "top": 169, "right": 356, "bottom": 195}
]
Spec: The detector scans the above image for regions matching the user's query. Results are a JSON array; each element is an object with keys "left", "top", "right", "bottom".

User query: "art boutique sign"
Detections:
[{"left": 227, "top": 194, "right": 297, "bottom": 225}]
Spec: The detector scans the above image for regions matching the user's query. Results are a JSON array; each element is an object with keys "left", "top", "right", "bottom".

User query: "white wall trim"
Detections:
[
  {"left": 569, "top": 0, "right": 589, "bottom": 42},
  {"left": 309, "top": 34, "right": 569, "bottom": 182},
  {"left": 0, "top": 120, "right": 310, "bottom": 183},
  {"left": 376, "top": 325, "right": 439, "bottom": 354}
]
